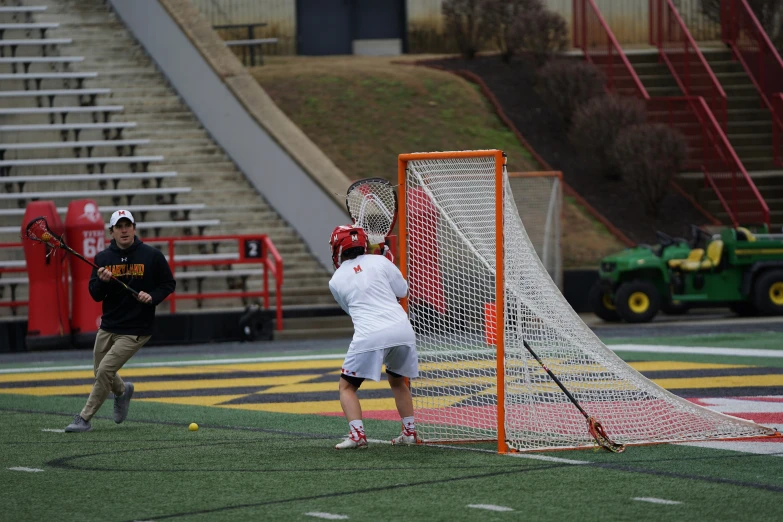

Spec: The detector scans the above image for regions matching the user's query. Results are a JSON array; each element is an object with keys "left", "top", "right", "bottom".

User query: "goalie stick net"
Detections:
[{"left": 397, "top": 150, "right": 777, "bottom": 453}]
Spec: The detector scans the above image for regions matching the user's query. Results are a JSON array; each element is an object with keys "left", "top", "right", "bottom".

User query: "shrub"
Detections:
[
  {"left": 509, "top": 7, "right": 569, "bottom": 66},
  {"left": 481, "top": 0, "right": 543, "bottom": 63},
  {"left": 569, "top": 94, "right": 647, "bottom": 180},
  {"left": 442, "top": 0, "right": 489, "bottom": 60},
  {"left": 535, "top": 60, "right": 606, "bottom": 126},
  {"left": 610, "top": 124, "right": 687, "bottom": 217}
]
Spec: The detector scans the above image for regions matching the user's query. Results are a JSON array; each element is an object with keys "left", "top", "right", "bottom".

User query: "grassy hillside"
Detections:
[{"left": 251, "top": 56, "right": 626, "bottom": 267}]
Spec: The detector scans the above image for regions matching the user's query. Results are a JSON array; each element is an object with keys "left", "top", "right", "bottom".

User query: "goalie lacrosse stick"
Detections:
[
  {"left": 24, "top": 216, "right": 141, "bottom": 299},
  {"left": 345, "top": 177, "right": 398, "bottom": 250},
  {"left": 522, "top": 339, "right": 625, "bottom": 453}
]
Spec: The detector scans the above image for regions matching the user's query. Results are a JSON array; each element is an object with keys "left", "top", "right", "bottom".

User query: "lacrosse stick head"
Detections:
[
  {"left": 329, "top": 224, "right": 368, "bottom": 269},
  {"left": 25, "top": 216, "right": 65, "bottom": 251},
  {"left": 345, "top": 178, "right": 397, "bottom": 246},
  {"left": 587, "top": 417, "right": 625, "bottom": 453}
]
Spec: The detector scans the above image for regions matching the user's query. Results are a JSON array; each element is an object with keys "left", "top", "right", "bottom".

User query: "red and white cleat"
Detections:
[
  {"left": 335, "top": 433, "right": 368, "bottom": 450},
  {"left": 391, "top": 427, "right": 417, "bottom": 445}
]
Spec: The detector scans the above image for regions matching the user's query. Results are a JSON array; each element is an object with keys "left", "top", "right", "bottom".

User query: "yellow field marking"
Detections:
[
  {"left": 193, "top": 360, "right": 343, "bottom": 372},
  {"left": 257, "top": 380, "right": 389, "bottom": 394},
  {"left": 0, "top": 375, "right": 322, "bottom": 396},
  {"left": 0, "top": 366, "right": 242, "bottom": 383},
  {"left": 628, "top": 361, "right": 749, "bottom": 371},
  {"left": 653, "top": 374, "right": 783, "bottom": 389},
  {"left": 220, "top": 398, "right": 393, "bottom": 414},
  {"left": 138, "top": 395, "right": 247, "bottom": 406},
  {"left": 0, "top": 360, "right": 344, "bottom": 383}
]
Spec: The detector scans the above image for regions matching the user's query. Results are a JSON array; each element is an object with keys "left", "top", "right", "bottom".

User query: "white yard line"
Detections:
[
  {"left": 680, "top": 441, "right": 783, "bottom": 456},
  {"left": 609, "top": 344, "right": 783, "bottom": 358},
  {"left": 41, "top": 429, "right": 64, "bottom": 433},
  {"left": 8, "top": 467, "right": 43, "bottom": 472},
  {"left": 468, "top": 504, "right": 514, "bottom": 512},
  {"left": 507, "top": 453, "right": 589, "bottom": 464},
  {"left": 304, "top": 513, "right": 349, "bottom": 520},
  {"left": 632, "top": 497, "right": 682, "bottom": 505}
]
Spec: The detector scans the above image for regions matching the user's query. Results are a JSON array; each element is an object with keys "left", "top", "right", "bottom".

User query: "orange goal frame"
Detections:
[{"left": 397, "top": 150, "right": 509, "bottom": 453}]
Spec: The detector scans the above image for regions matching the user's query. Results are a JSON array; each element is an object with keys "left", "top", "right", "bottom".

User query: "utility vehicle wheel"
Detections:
[
  {"left": 615, "top": 280, "right": 661, "bottom": 323},
  {"left": 661, "top": 299, "right": 690, "bottom": 316},
  {"left": 588, "top": 280, "right": 620, "bottom": 322},
  {"left": 753, "top": 270, "right": 783, "bottom": 315}
]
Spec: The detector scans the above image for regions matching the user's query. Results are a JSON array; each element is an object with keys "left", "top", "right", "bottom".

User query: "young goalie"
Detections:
[{"left": 328, "top": 224, "right": 418, "bottom": 449}]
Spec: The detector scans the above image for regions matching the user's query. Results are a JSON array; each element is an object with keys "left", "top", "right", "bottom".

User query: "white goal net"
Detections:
[
  {"left": 400, "top": 150, "right": 776, "bottom": 452},
  {"left": 508, "top": 172, "right": 562, "bottom": 289}
]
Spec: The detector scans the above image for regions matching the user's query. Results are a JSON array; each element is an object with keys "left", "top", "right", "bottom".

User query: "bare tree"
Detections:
[
  {"left": 570, "top": 95, "right": 647, "bottom": 180},
  {"left": 442, "top": 0, "right": 489, "bottom": 59},
  {"left": 536, "top": 60, "right": 606, "bottom": 126},
  {"left": 481, "top": 0, "right": 543, "bottom": 63},
  {"left": 611, "top": 124, "right": 687, "bottom": 217}
]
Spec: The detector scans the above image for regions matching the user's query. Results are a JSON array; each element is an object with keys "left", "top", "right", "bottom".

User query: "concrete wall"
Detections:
[{"left": 109, "top": 0, "right": 350, "bottom": 271}]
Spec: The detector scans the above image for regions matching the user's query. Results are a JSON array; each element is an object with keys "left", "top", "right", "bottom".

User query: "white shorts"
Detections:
[{"left": 341, "top": 345, "right": 419, "bottom": 382}]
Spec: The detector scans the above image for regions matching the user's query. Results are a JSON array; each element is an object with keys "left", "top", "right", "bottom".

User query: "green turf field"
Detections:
[{"left": 2, "top": 333, "right": 782, "bottom": 521}]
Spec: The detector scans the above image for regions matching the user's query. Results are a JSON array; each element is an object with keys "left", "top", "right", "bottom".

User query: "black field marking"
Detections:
[
  {"left": 667, "top": 386, "right": 783, "bottom": 398},
  {"left": 130, "top": 387, "right": 275, "bottom": 399},
  {"left": 118, "top": 464, "right": 567, "bottom": 521},
  {"left": 46, "top": 442, "right": 523, "bottom": 473},
  {"left": 0, "top": 369, "right": 327, "bottom": 388},
  {"left": 592, "top": 462, "right": 783, "bottom": 493},
  {"left": 641, "top": 367, "right": 783, "bottom": 379},
  {"left": 5, "top": 404, "right": 783, "bottom": 510},
  {"left": 219, "top": 389, "right": 393, "bottom": 405}
]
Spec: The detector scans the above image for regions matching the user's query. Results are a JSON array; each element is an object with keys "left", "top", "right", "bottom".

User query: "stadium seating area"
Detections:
[{"left": 0, "top": 0, "right": 335, "bottom": 319}]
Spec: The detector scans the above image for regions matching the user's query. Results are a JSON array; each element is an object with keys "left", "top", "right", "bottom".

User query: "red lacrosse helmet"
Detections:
[{"left": 330, "top": 224, "right": 368, "bottom": 268}]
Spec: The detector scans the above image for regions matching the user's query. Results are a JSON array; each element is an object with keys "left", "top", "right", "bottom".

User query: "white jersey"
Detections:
[{"left": 329, "top": 254, "right": 415, "bottom": 354}]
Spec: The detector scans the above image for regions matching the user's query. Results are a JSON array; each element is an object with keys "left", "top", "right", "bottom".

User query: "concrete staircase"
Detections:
[
  {"left": 0, "top": 0, "right": 337, "bottom": 321},
  {"left": 624, "top": 49, "right": 783, "bottom": 230}
]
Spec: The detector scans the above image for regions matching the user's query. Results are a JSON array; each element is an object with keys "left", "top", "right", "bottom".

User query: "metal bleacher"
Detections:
[{"left": 0, "top": 2, "right": 230, "bottom": 317}]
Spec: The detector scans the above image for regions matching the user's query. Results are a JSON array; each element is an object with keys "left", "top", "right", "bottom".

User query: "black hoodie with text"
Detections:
[{"left": 88, "top": 236, "right": 176, "bottom": 335}]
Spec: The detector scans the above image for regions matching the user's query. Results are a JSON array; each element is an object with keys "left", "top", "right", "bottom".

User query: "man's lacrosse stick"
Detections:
[
  {"left": 24, "top": 216, "right": 141, "bottom": 299},
  {"left": 345, "top": 178, "right": 398, "bottom": 253},
  {"left": 522, "top": 339, "right": 625, "bottom": 453}
]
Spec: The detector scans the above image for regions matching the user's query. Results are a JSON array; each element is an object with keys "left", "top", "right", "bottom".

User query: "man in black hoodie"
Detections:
[{"left": 65, "top": 209, "right": 176, "bottom": 433}]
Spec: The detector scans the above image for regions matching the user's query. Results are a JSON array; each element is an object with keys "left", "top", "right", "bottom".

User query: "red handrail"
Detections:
[
  {"left": 650, "top": 0, "right": 728, "bottom": 131},
  {"left": 774, "top": 93, "right": 783, "bottom": 166},
  {"left": 0, "top": 235, "right": 286, "bottom": 331},
  {"left": 648, "top": 96, "right": 769, "bottom": 226},
  {"left": 573, "top": 0, "right": 649, "bottom": 99},
  {"left": 722, "top": 0, "right": 783, "bottom": 166},
  {"left": 574, "top": 0, "right": 768, "bottom": 227},
  {"left": 146, "top": 234, "right": 284, "bottom": 330}
]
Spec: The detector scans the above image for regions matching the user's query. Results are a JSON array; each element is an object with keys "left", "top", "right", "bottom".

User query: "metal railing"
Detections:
[
  {"left": 572, "top": 0, "right": 649, "bottom": 98},
  {"left": 648, "top": 96, "right": 769, "bottom": 226},
  {"left": 775, "top": 93, "right": 783, "bottom": 166},
  {"left": 722, "top": 0, "right": 783, "bottom": 167},
  {"left": 0, "top": 235, "right": 285, "bottom": 330},
  {"left": 573, "top": 0, "right": 769, "bottom": 227},
  {"left": 650, "top": 0, "right": 727, "bottom": 130},
  {"left": 147, "top": 234, "right": 284, "bottom": 330}
]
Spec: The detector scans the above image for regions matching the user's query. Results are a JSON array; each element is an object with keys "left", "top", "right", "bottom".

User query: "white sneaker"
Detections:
[
  {"left": 334, "top": 434, "right": 368, "bottom": 450},
  {"left": 391, "top": 428, "right": 417, "bottom": 445}
]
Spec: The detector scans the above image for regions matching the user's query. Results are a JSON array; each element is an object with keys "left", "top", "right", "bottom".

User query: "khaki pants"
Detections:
[{"left": 80, "top": 329, "right": 150, "bottom": 420}]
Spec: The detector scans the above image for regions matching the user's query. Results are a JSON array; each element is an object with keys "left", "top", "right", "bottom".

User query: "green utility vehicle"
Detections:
[{"left": 589, "top": 225, "right": 783, "bottom": 323}]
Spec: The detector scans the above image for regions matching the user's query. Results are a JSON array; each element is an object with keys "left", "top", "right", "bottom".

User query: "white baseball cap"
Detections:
[{"left": 109, "top": 209, "right": 135, "bottom": 227}]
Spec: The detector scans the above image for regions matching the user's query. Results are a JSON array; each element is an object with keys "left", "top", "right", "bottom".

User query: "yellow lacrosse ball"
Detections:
[
  {"left": 189, "top": 423, "right": 199, "bottom": 431},
  {"left": 41, "top": 233, "right": 51, "bottom": 241}
]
